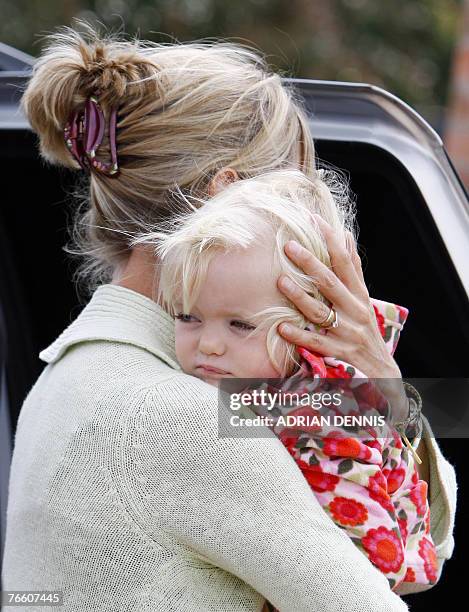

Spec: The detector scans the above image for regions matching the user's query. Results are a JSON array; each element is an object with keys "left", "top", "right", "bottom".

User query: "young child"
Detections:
[{"left": 135, "top": 169, "right": 437, "bottom": 596}]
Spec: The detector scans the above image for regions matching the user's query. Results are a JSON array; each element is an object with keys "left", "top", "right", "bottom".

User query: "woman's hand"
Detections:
[{"left": 276, "top": 214, "right": 408, "bottom": 421}]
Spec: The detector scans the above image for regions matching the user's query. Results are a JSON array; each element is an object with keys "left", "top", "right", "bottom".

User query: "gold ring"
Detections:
[{"left": 318, "top": 306, "right": 338, "bottom": 329}]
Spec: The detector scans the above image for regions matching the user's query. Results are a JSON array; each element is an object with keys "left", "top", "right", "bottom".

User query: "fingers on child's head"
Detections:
[{"left": 345, "top": 230, "right": 355, "bottom": 254}]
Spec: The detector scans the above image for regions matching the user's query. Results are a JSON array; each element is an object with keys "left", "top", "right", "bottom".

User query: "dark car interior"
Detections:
[{"left": 0, "top": 124, "right": 467, "bottom": 607}]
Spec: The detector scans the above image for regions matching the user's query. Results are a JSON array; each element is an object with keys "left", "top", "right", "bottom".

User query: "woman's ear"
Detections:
[{"left": 208, "top": 167, "right": 239, "bottom": 196}]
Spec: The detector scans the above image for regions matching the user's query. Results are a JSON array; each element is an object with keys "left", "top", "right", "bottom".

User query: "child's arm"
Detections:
[
  {"left": 279, "top": 416, "right": 450, "bottom": 596},
  {"left": 281, "top": 432, "right": 414, "bottom": 589}
]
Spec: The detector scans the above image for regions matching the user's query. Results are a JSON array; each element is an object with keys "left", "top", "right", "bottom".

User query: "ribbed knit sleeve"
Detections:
[
  {"left": 121, "top": 373, "right": 409, "bottom": 612},
  {"left": 395, "top": 416, "right": 457, "bottom": 597}
]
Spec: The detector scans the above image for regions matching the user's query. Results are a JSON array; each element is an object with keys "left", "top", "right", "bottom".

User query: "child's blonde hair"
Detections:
[
  {"left": 22, "top": 21, "right": 315, "bottom": 292},
  {"left": 134, "top": 169, "right": 356, "bottom": 376}
]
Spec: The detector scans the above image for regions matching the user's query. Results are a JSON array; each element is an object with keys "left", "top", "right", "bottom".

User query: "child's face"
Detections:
[{"left": 174, "top": 244, "right": 287, "bottom": 387}]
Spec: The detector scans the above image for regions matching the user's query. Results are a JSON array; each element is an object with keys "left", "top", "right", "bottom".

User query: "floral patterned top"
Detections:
[{"left": 258, "top": 298, "right": 437, "bottom": 611}]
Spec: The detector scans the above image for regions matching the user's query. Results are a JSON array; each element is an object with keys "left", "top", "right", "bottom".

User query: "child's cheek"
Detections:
[
  {"left": 237, "top": 336, "right": 281, "bottom": 379},
  {"left": 175, "top": 330, "right": 193, "bottom": 373}
]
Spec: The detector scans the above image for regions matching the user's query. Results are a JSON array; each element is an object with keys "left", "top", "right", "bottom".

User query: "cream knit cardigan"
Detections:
[{"left": 2, "top": 284, "right": 457, "bottom": 612}]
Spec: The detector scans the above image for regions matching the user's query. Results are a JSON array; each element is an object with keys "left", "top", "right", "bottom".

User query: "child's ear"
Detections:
[{"left": 208, "top": 167, "right": 239, "bottom": 196}]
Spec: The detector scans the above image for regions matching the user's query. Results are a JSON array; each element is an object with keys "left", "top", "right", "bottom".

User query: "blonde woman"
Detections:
[{"left": 2, "top": 23, "right": 456, "bottom": 612}]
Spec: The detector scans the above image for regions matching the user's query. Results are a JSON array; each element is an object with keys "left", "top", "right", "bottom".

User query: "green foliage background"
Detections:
[{"left": 0, "top": 0, "right": 463, "bottom": 124}]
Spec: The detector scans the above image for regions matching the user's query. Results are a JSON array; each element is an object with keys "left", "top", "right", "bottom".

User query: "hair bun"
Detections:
[
  {"left": 21, "top": 21, "right": 158, "bottom": 168},
  {"left": 78, "top": 41, "right": 158, "bottom": 107}
]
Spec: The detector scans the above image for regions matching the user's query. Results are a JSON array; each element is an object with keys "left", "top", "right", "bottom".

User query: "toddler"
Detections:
[{"left": 135, "top": 169, "right": 437, "bottom": 597}]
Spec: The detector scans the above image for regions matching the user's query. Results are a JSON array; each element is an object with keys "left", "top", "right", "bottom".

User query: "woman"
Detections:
[{"left": 2, "top": 23, "right": 456, "bottom": 611}]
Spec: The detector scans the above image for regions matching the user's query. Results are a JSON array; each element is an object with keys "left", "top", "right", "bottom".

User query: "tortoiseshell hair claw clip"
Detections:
[{"left": 64, "top": 94, "right": 119, "bottom": 177}]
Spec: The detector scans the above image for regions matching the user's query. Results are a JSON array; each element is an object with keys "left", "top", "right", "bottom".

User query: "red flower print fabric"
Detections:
[{"left": 256, "top": 298, "right": 437, "bottom": 612}]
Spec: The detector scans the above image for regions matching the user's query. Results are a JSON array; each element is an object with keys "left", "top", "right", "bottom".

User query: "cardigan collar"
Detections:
[{"left": 39, "top": 284, "right": 180, "bottom": 370}]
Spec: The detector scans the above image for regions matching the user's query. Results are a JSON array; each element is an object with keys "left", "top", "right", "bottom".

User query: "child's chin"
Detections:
[{"left": 202, "top": 377, "right": 221, "bottom": 388}]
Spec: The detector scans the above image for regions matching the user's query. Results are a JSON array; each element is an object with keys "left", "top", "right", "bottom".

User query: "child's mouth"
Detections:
[{"left": 195, "top": 364, "right": 230, "bottom": 377}]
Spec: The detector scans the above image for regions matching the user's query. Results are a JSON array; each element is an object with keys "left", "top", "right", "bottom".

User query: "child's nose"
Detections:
[{"left": 198, "top": 329, "right": 225, "bottom": 356}]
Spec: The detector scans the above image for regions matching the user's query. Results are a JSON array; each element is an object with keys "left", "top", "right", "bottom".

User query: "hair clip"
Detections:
[
  {"left": 64, "top": 94, "right": 119, "bottom": 177},
  {"left": 64, "top": 110, "right": 86, "bottom": 170}
]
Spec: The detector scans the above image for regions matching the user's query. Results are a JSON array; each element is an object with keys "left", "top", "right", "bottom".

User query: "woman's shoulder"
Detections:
[
  {"left": 124, "top": 367, "right": 222, "bottom": 447},
  {"left": 38, "top": 335, "right": 219, "bottom": 426},
  {"left": 40, "top": 337, "right": 216, "bottom": 415}
]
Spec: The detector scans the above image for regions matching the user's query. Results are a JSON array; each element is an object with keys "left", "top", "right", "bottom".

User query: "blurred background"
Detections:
[{"left": 1, "top": 0, "right": 469, "bottom": 185}]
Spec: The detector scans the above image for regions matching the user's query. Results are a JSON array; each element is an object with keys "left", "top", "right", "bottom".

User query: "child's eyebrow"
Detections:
[
  {"left": 224, "top": 310, "right": 259, "bottom": 322},
  {"left": 175, "top": 303, "right": 257, "bottom": 321}
]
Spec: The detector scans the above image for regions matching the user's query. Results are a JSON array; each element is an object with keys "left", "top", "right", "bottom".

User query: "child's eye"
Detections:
[
  {"left": 175, "top": 313, "right": 198, "bottom": 323},
  {"left": 231, "top": 320, "right": 256, "bottom": 331}
]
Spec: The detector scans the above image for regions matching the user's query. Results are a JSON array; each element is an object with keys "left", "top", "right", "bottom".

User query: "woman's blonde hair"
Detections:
[
  {"left": 134, "top": 169, "right": 356, "bottom": 376},
  {"left": 22, "top": 21, "right": 315, "bottom": 292}
]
